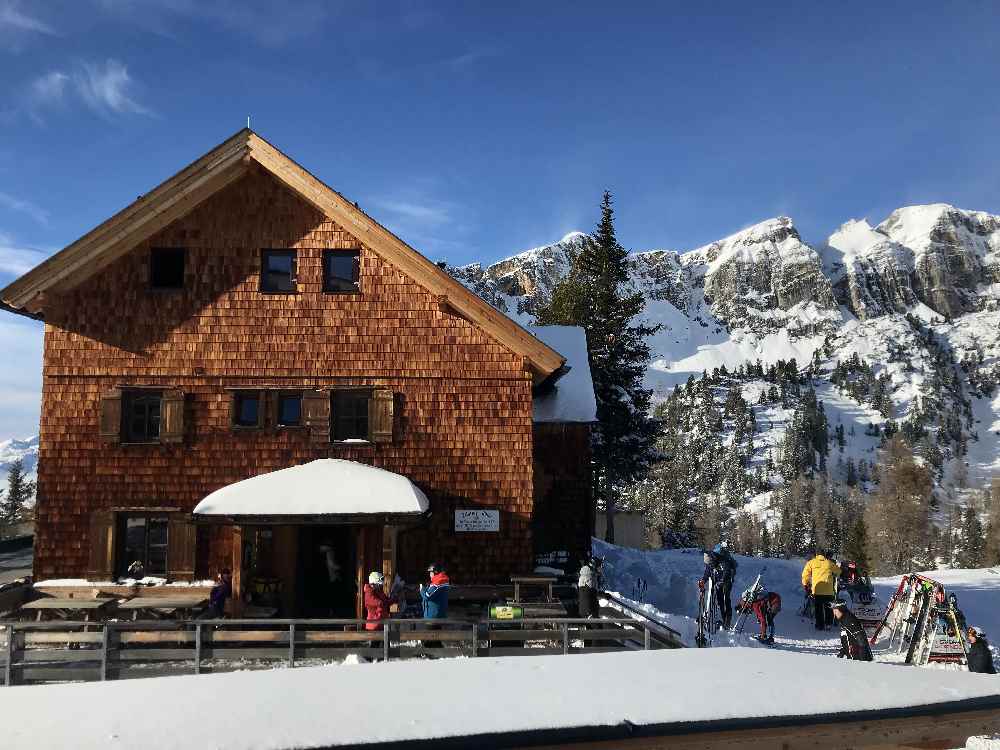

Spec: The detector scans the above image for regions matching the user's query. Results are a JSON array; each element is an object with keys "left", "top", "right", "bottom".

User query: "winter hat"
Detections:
[
  {"left": 968, "top": 626, "right": 985, "bottom": 638},
  {"left": 829, "top": 599, "right": 849, "bottom": 610},
  {"left": 368, "top": 571, "right": 385, "bottom": 586}
]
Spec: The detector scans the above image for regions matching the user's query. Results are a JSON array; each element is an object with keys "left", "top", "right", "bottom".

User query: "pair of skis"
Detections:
[{"left": 731, "top": 567, "right": 767, "bottom": 636}]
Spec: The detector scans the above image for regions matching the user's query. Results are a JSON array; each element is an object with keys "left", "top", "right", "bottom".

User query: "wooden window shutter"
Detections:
[
  {"left": 160, "top": 390, "right": 186, "bottom": 444},
  {"left": 98, "top": 389, "right": 122, "bottom": 444},
  {"left": 86, "top": 510, "right": 116, "bottom": 580},
  {"left": 167, "top": 514, "right": 197, "bottom": 581},
  {"left": 369, "top": 389, "right": 394, "bottom": 443},
  {"left": 302, "top": 390, "right": 331, "bottom": 444}
]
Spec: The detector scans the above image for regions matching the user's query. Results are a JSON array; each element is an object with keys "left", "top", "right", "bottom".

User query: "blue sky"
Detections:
[{"left": 0, "top": 0, "right": 999, "bottom": 437}]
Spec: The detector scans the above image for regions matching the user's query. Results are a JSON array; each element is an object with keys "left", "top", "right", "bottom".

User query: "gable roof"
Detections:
[{"left": 0, "top": 129, "right": 565, "bottom": 383}]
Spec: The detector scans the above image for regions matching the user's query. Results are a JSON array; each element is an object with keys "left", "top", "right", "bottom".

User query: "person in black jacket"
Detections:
[
  {"left": 831, "top": 599, "right": 873, "bottom": 661},
  {"left": 966, "top": 627, "right": 997, "bottom": 674}
]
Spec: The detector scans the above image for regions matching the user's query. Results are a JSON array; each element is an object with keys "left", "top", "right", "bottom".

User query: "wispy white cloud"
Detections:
[
  {"left": 0, "top": 1, "right": 56, "bottom": 37},
  {"left": 0, "top": 316, "right": 43, "bottom": 439},
  {"left": 95, "top": 0, "right": 332, "bottom": 47},
  {"left": 19, "top": 59, "right": 150, "bottom": 122},
  {"left": 0, "top": 231, "right": 50, "bottom": 276},
  {"left": 373, "top": 199, "right": 453, "bottom": 227},
  {"left": 72, "top": 59, "right": 150, "bottom": 117},
  {"left": 0, "top": 193, "right": 49, "bottom": 226}
]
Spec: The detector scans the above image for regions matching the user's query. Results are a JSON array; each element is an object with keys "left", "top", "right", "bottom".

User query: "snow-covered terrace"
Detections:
[{"left": 2, "top": 649, "right": 998, "bottom": 749}]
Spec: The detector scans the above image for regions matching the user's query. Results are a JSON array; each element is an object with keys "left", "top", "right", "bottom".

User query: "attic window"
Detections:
[
  {"left": 150, "top": 248, "right": 185, "bottom": 289},
  {"left": 261, "top": 250, "right": 297, "bottom": 293},
  {"left": 323, "top": 249, "right": 361, "bottom": 293}
]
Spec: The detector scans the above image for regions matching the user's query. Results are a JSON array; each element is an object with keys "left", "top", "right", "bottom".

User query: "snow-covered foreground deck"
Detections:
[{"left": 3, "top": 649, "right": 999, "bottom": 749}]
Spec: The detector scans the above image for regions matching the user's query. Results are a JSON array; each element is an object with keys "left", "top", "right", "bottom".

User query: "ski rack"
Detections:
[{"left": 871, "top": 573, "right": 969, "bottom": 667}]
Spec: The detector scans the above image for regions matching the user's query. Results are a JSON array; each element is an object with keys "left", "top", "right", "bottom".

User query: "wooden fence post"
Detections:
[
  {"left": 100, "top": 624, "right": 111, "bottom": 681},
  {"left": 288, "top": 623, "right": 296, "bottom": 668},
  {"left": 561, "top": 623, "right": 569, "bottom": 655},
  {"left": 383, "top": 622, "right": 390, "bottom": 662},
  {"left": 3, "top": 623, "right": 12, "bottom": 687},
  {"left": 194, "top": 623, "right": 202, "bottom": 675}
]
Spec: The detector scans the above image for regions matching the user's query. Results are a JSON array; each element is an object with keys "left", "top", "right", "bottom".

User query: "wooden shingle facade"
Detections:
[{"left": 2, "top": 131, "right": 595, "bottom": 615}]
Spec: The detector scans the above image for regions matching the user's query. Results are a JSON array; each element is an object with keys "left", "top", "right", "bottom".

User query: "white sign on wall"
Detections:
[{"left": 454, "top": 509, "right": 500, "bottom": 532}]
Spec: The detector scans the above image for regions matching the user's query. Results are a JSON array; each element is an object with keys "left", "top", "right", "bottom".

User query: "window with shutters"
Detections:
[
  {"left": 122, "top": 390, "right": 162, "bottom": 443},
  {"left": 332, "top": 389, "right": 370, "bottom": 442},
  {"left": 260, "top": 249, "right": 297, "bottom": 293},
  {"left": 322, "top": 249, "right": 361, "bottom": 293},
  {"left": 117, "top": 513, "right": 169, "bottom": 577}
]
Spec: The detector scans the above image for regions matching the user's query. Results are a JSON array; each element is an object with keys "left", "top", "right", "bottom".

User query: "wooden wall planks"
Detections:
[{"left": 36, "top": 169, "right": 534, "bottom": 584}]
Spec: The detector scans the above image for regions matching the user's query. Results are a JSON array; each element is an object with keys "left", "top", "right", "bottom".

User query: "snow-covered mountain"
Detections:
[{"left": 452, "top": 204, "right": 1000, "bottom": 508}]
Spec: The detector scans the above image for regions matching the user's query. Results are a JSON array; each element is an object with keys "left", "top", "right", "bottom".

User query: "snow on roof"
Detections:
[
  {"left": 529, "top": 325, "right": 597, "bottom": 423},
  {"left": 4, "top": 650, "right": 1000, "bottom": 749},
  {"left": 192, "top": 459, "right": 429, "bottom": 517}
]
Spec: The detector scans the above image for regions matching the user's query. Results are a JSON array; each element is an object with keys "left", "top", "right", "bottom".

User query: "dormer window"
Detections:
[
  {"left": 150, "top": 248, "right": 185, "bottom": 290},
  {"left": 323, "top": 249, "right": 360, "bottom": 293},
  {"left": 261, "top": 250, "right": 296, "bottom": 293}
]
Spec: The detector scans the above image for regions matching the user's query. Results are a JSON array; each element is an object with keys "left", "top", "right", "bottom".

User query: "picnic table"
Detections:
[
  {"left": 20, "top": 597, "right": 116, "bottom": 622},
  {"left": 116, "top": 596, "right": 208, "bottom": 621},
  {"left": 510, "top": 575, "right": 557, "bottom": 603}
]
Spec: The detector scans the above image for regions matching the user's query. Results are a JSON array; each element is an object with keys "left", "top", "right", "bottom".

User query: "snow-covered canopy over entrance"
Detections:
[{"left": 192, "top": 459, "right": 429, "bottom": 518}]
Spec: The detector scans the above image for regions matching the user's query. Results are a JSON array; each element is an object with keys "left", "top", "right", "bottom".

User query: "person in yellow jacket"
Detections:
[{"left": 802, "top": 550, "right": 841, "bottom": 631}]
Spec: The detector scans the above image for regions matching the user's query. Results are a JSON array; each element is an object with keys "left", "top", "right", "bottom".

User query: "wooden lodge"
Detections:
[{"left": 0, "top": 130, "right": 597, "bottom": 618}]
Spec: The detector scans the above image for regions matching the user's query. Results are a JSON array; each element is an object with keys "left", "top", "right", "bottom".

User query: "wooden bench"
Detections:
[
  {"left": 19, "top": 598, "right": 115, "bottom": 623},
  {"left": 116, "top": 597, "right": 208, "bottom": 621},
  {"left": 510, "top": 576, "right": 557, "bottom": 603}
]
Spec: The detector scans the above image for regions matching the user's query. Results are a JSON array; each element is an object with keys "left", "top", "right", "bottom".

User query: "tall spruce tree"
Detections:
[
  {"left": 0, "top": 459, "right": 35, "bottom": 535},
  {"left": 535, "top": 192, "right": 660, "bottom": 542}
]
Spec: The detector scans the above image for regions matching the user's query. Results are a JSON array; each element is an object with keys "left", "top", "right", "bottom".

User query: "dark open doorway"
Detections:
[{"left": 296, "top": 525, "right": 357, "bottom": 618}]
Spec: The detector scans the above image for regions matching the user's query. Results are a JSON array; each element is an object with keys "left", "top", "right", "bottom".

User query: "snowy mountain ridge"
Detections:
[{"left": 451, "top": 203, "right": 1000, "bottom": 514}]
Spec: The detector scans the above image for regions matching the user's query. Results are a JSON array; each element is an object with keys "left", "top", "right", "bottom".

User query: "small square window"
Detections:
[
  {"left": 261, "top": 250, "right": 296, "bottom": 293},
  {"left": 323, "top": 250, "right": 360, "bottom": 293},
  {"left": 332, "top": 389, "right": 370, "bottom": 441},
  {"left": 118, "top": 514, "right": 169, "bottom": 577},
  {"left": 233, "top": 391, "right": 261, "bottom": 428},
  {"left": 277, "top": 393, "right": 302, "bottom": 427},
  {"left": 150, "top": 248, "right": 185, "bottom": 289}
]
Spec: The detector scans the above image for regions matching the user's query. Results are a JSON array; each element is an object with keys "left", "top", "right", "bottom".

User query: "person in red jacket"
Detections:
[
  {"left": 737, "top": 589, "right": 781, "bottom": 644},
  {"left": 363, "top": 571, "right": 398, "bottom": 632}
]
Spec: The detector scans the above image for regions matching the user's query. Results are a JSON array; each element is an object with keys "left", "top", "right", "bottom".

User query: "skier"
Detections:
[
  {"left": 737, "top": 588, "right": 781, "bottom": 644},
  {"left": 838, "top": 560, "right": 875, "bottom": 605},
  {"left": 577, "top": 555, "right": 600, "bottom": 618},
  {"left": 966, "top": 627, "right": 996, "bottom": 675},
  {"left": 831, "top": 599, "right": 873, "bottom": 661},
  {"left": 699, "top": 543, "right": 737, "bottom": 630},
  {"left": 419, "top": 562, "right": 451, "bottom": 650},
  {"left": 802, "top": 549, "right": 841, "bottom": 631},
  {"left": 363, "top": 571, "right": 400, "bottom": 632}
]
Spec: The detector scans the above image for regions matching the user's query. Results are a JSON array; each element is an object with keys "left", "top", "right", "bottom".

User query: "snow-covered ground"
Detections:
[{"left": 2, "top": 648, "right": 998, "bottom": 750}]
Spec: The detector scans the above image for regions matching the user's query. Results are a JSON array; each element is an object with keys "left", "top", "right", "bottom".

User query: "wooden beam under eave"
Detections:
[{"left": 245, "top": 135, "right": 567, "bottom": 381}]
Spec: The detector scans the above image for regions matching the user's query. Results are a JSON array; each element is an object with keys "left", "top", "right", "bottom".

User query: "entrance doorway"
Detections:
[{"left": 296, "top": 525, "right": 357, "bottom": 618}]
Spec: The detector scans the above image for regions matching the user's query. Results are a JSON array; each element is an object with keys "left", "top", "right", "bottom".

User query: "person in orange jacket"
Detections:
[{"left": 802, "top": 550, "right": 841, "bottom": 631}]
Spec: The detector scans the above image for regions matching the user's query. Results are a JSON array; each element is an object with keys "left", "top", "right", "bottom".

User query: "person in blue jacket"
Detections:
[{"left": 419, "top": 562, "right": 450, "bottom": 649}]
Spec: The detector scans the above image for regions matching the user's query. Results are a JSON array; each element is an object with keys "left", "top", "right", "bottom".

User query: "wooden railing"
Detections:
[{"left": 0, "top": 616, "right": 662, "bottom": 686}]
